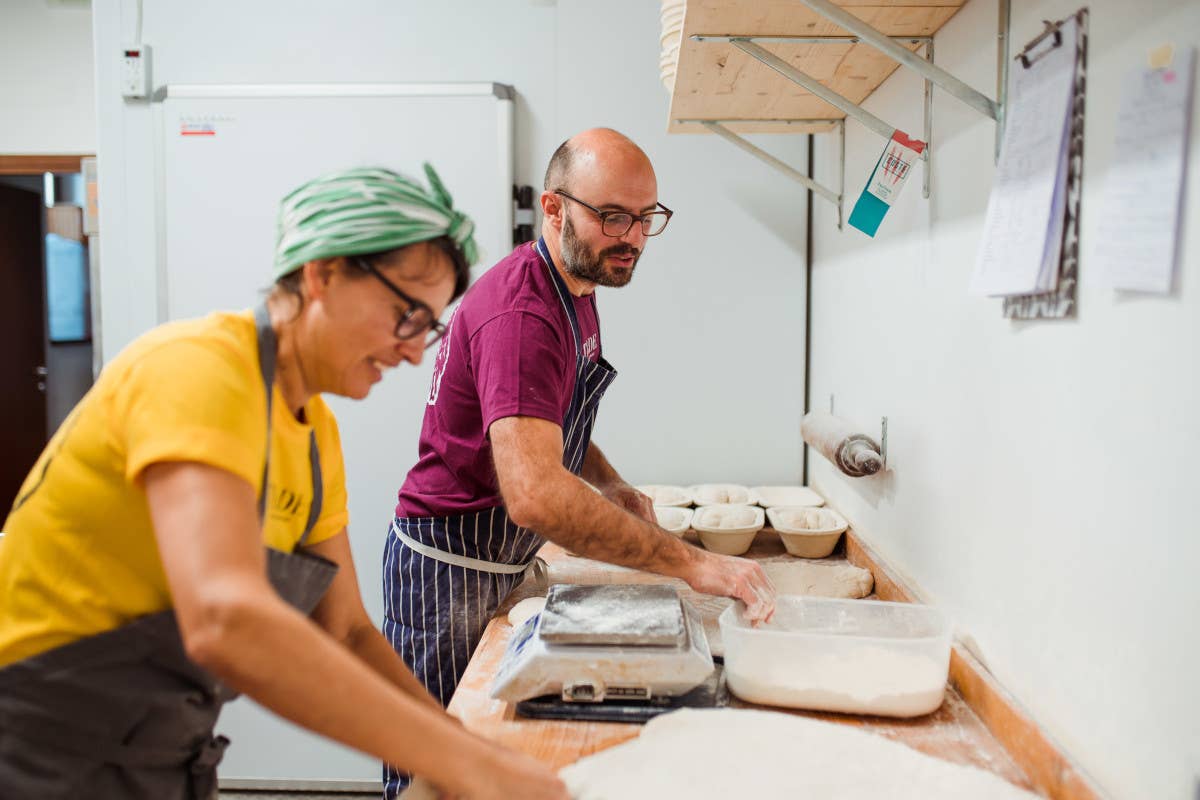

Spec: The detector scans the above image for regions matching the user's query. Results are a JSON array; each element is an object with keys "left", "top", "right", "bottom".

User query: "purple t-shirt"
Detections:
[{"left": 396, "top": 242, "right": 601, "bottom": 518}]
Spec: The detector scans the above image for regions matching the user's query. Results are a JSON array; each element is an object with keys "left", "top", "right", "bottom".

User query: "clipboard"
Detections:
[{"left": 1002, "top": 9, "right": 1089, "bottom": 320}]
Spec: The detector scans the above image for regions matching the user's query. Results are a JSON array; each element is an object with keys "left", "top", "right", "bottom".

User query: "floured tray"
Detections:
[{"left": 538, "top": 584, "right": 686, "bottom": 647}]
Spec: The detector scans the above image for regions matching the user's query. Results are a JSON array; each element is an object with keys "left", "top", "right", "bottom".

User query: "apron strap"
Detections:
[
  {"left": 253, "top": 302, "right": 323, "bottom": 545},
  {"left": 391, "top": 519, "right": 540, "bottom": 576},
  {"left": 534, "top": 237, "right": 584, "bottom": 359}
]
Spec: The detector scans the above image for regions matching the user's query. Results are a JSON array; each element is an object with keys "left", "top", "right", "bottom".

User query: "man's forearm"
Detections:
[
  {"left": 580, "top": 441, "right": 622, "bottom": 489},
  {"left": 529, "top": 469, "right": 698, "bottom": 578}
]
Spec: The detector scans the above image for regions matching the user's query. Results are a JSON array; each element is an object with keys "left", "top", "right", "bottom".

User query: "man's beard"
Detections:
[{"left": 560, "top": 214, "right": 641, "bottom": 287}]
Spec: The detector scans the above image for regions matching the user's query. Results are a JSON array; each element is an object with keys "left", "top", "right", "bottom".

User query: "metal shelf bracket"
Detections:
[
  {"left": 691, "top": 0, "right": 1012, "bottom": 211},
  {"left": 794, "top": 0, "right": 1001, "bottom": 122},
  {"left": 678, "top": 118, "right": 846, "bottom": 230}
]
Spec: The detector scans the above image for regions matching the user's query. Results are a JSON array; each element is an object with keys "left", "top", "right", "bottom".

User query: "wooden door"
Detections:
[{"left": 0, "top": 184, "right": 47, "bottom": 512}]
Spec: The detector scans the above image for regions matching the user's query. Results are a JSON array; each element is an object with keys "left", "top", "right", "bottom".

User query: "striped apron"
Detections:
[{"left": 382, "top": 238, "right": 616, "bottom": 798}]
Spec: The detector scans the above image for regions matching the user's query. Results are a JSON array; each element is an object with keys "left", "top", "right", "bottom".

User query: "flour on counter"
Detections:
[{"left": 560, "top": 708, "right": 1039, "bottom": 799}]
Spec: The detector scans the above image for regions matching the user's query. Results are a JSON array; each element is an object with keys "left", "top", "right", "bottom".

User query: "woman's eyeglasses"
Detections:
[{"left": 354, "top": 258, "right": 447, "bottom": 350}]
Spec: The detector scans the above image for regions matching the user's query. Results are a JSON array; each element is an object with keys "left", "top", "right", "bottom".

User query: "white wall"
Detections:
[
  {"left": 809, "top": 2, "right": 1199, "bottom": 798},
  {"left": 91, "top": 0, "right": 808, "bottom": 489},
  {"left": 0, "top": 0, "right": 95, "bottom": 154}
]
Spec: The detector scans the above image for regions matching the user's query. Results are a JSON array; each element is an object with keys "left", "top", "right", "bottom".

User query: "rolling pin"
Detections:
[{"left": 801, "top": 411, "right": 884, "bottom": 477}]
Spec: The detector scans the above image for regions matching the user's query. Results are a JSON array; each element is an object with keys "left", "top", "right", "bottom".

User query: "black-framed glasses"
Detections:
[
  {"left": 353, "top": 258, "right": 447, "bottom": 350},
  {"left": 555, "top": 190, "right": 673, "bottom": 237}
]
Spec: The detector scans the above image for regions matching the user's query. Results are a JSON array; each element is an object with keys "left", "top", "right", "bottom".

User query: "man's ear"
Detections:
[
  {"left": 539, "top": 190, "right": 565, "bottom": 235},
  {"left": 299, "top": 258, "right": 338, "bottom": 300}
]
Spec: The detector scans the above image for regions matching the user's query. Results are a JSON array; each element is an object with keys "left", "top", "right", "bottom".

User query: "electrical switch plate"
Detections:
[{"left": 120, "top": 43, "right": 151, "bottom": 99}]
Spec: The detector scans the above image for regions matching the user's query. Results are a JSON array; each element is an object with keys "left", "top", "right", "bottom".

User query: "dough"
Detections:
[
  {"left": 763, "top": 560, "right": 873, "bottom": 597},
  {"left": 773, "top": 507, "right": 840, "bottom": 531},
  {"left": 653, "top": 506, "right": 691, "bottom": 534},
  {"left": 506, "top": 596, "right": 546, "bottom": 627},
  {"left": 694, "top": 506, "right": 756, "bottom": 529},
  {"left": 637, "top": 484, "right": 689, "bottom": 505},
  {"left": 560, "top": 708, "right": 1037, "bottom": 799},
  {"left": 692, "top": 484, "right": 750, "bottom": 505}
]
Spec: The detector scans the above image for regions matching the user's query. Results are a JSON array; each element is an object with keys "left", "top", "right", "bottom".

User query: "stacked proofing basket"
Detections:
[{"left": 660, "top": 0, "right": 685, "bottom": 91}]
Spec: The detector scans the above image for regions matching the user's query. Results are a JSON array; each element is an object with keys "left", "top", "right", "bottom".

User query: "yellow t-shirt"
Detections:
[{"left": 0, "top": 310, "right": 349, "bottom": 668}]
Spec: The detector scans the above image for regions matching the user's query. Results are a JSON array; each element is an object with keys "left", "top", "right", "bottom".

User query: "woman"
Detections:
[{"left": 0, "top": 166, "right": 568, "bottom": 800}]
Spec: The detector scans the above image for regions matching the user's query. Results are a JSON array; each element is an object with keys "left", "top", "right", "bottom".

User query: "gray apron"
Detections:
[{"left": 0, "top": 304, "right": 338, "bottom": 799}]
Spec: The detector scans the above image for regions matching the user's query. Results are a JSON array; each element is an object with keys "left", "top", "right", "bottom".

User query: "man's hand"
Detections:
[
  {"left": 599, "top": 481, "right": 656, "bottom": 524},
  {"left": 681, "top": 551, "right": 776, "bottom": 623}
]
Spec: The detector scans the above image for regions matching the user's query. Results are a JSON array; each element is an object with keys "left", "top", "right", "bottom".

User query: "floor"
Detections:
[{"left": 220, "top": 793, "right": 379, "bottom": 799}]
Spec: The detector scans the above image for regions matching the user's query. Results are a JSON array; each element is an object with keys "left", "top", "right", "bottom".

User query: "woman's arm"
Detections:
[
  {"left": 143, "top": 460, "right": 566, "bottom": 800},
  {"left": 303, "top": 530, "right": 444, "bottom": 714}
]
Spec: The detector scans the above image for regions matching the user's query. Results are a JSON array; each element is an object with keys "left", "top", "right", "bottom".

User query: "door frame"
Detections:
[{"left": 0, "top": 155, "right": 93, "bottom": 175}]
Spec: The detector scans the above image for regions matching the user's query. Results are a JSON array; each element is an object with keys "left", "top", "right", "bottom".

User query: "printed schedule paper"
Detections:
[
  {"left": 1093, "top": 45, "right": 1195, "bottom": 294},
  {"left": 970, "top": 16, "right": 1080, "bottom": 297}
]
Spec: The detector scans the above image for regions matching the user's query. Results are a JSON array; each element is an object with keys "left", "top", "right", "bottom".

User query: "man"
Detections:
[{"left": 380, "top": 128, "right": 774, "bottom": 798}]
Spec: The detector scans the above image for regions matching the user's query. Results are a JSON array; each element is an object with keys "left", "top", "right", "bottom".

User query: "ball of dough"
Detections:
[{"left": 507, "top": 597, "right": 547, "bottom": 627}]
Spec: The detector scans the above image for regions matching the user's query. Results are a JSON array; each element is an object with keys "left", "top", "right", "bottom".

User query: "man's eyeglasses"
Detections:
[
  {"left": 555, "top": 190, "right": 673, "bottom": 238},
  {"left": 353, "top": 258, "right": 447, "bottom": 350}
]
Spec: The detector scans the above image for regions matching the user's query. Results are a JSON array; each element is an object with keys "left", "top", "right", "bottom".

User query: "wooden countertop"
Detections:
[{"left": 446, "top": 530, "right": 1034, "bottom": 791}]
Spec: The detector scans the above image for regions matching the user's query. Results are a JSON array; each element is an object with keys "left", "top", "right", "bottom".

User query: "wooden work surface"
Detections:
[
  {"left": 446, "top": 529, "right": 1034, "bottom": 792},
  {"left": 667, "top": 0, "right": 967, "bottom": 133}
]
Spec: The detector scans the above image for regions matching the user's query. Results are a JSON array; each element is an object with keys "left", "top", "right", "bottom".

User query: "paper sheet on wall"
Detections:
[
  {"left": 969, "top": 17, "right": 1080, "bottom": 297},
  {"left": 1093, "top": 45, "right": 1195, "bottom": 294}
]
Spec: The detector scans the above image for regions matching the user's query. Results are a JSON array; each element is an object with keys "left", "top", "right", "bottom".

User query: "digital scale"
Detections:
[{"left": 491, "top": 583, "right": 728, "bottom": 722}]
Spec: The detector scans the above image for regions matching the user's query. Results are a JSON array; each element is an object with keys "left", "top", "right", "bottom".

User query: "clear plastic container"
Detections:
[{"left": 719, "top": 596, "right": 951, "bottom": 718}]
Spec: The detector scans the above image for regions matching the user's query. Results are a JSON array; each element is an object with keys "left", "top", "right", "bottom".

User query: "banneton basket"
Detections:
[
  {"left": 690, "top": 504, "right": 764, "bottom": 555},
  {"left": 654, "top": 506, "right": 694, "bottom": 536},
  {"left": 637, "top": 484, "right": 693, "bottom": 507},
  {"left": 750, "top": 486, "right": 825, "bottom": 508},
  {"left": 689, "top": 483, "right": 752, "bottom": 506},
  {"left": 766, "top": 506, "right": 848, "bottom": 558}
]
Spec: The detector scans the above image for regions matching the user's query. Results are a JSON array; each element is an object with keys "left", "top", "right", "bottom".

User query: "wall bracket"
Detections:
[
  {"left": 678, "top": 118, "right": 846, "bottom": 229},
  {"left": 689, "top": 0, "right": 1011, "bottom": 214}
]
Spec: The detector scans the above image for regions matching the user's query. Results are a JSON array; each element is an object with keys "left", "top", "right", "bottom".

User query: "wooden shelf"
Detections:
[{"left": 667, "top": 0, "right": 967, "bottom": 133}]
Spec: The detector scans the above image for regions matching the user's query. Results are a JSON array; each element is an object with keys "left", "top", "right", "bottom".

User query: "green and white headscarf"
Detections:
[{"left": 272, "top": 164, "right": 479, "bottom": 280}]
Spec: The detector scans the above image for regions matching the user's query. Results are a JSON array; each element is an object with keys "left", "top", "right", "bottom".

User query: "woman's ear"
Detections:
[{"left": 299, "top": 258, "right": 338, "bottom": 300}]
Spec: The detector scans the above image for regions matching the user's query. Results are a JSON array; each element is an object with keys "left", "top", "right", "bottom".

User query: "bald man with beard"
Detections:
[{"left": 379, "top": 129, "right": 776, "bottom": 798}]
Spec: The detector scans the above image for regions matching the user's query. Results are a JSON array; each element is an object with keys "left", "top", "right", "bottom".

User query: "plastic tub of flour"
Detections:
[
  {"left": 654, "top": 506, "right": 693, "bottom": 536},
  {"left": 637, "top": 485, "right": 693, "bottom": 507},
  {"left": 689, "top": 483, "right": 752, "bottom": 506},
  {"left": 719, "top": 596, "right": 951, "bottom": 717}
]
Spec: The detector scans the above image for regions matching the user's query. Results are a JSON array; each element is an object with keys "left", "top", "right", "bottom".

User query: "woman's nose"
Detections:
[{"left": 397, "top": 337, "right": 425, "bottom": 366}]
